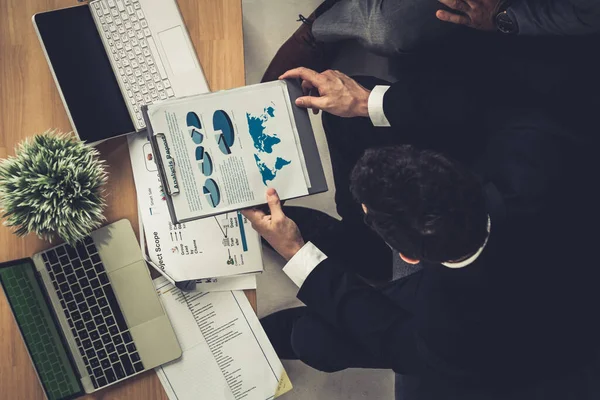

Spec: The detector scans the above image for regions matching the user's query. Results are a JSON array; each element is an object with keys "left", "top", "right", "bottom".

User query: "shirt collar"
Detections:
[{"left": 441, "top": 215, "right": 491, "bottom": 269}]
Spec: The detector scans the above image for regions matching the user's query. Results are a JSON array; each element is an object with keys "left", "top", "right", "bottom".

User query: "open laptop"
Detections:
[
  {"left": 33, "top": 0, "right": 209, "bottom": 144},
  {"left": 0, "top": 219, "right": 181, "bottom": 399}
]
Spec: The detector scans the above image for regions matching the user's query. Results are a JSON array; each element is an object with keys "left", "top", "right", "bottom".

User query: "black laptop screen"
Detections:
[{"left": 35, "top": 5, "right": 135, "bottom": 142}]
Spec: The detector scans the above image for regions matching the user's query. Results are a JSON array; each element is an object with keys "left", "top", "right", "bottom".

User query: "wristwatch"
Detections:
[{"left": 495, "top": 0, "right": 518, "bottom": 34}]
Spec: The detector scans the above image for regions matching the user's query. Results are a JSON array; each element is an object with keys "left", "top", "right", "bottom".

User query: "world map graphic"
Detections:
[{"left": 246, "top": 106, "right": 292, "bottom": 185}]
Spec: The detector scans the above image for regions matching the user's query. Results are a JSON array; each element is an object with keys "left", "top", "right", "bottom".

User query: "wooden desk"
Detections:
[{"left": 0, "top": 0, "right": 255, "bottom": 398}]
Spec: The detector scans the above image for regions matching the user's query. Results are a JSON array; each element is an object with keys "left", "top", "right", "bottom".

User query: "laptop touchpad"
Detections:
[
  {"left": 109, "top": 260, "right": 163, "bottom": 328},
  {"left": 159, "top": 26, "right": 197, "bottom": 75}
]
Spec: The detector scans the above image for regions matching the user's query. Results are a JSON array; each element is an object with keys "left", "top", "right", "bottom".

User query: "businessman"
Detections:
[
  {"left": 243, "top": 66, "right": 600, "bottom": 398},
  {"left": 262, "top": 0, "right": 600, "bottom": 82}
]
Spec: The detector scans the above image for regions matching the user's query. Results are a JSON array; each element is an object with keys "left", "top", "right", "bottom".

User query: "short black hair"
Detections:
[{"left": 350, "top": 145, "right": 488, "bottom": 263}]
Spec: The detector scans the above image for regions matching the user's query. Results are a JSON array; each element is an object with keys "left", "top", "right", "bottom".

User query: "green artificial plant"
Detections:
[{"left": 0, "top": 131, "right": 108, "bottom": 244}]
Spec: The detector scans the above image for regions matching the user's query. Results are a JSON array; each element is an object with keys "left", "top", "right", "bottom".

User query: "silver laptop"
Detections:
[
  {"left": 0, "top": 219, "right": 181, "bottom": 398},
  {"left": 33, "top": 0, "right": 208, "bottom": 143}
]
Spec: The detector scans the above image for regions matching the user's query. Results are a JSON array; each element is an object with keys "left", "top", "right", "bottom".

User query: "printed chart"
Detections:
[{"left": 246, "top": 105, "right": 293, "bottom": 185}]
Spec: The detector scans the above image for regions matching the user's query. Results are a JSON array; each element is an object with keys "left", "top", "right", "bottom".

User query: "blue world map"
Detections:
[{"left": 246, "top": 106, "right": 292, "bottom": 185}]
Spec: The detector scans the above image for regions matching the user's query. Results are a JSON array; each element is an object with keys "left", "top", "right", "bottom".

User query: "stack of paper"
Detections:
[
  {"left": 154, "top": 277, "right": 292, "bottom": 399},
  {"left": 127, "top": 131, "right": 263, "bottom": 291}
]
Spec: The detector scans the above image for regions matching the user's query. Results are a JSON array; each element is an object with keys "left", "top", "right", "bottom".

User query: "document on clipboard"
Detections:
[{"left": 142, "top": 80, "right": 327, "bottom": 224}]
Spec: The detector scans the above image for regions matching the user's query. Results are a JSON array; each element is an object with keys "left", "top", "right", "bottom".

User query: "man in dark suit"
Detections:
[
  {"left": 262, "top": 0, "right": 600, "bottom": 82},
  {"left": 242, "top": 62, "right": 600, "bottom": 398}
]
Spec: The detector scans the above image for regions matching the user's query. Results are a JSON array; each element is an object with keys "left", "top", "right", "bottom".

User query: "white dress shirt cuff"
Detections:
[
  {"left": 368, "top": 85, "right": 392, "bottom": 127},
  {"left": 282, "top": 241, "right": 328, "bottom": 288}
]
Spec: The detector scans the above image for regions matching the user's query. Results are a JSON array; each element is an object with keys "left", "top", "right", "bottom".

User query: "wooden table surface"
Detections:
[{"left": 0, "top": 0, "right": 255, "bottom": 398}]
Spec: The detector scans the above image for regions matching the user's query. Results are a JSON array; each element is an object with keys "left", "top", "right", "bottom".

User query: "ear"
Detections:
[{"left": 399, "top": 253, "right": 420, "bottom": 264}]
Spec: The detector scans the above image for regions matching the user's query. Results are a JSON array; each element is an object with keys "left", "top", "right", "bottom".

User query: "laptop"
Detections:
[
  {"left": 33, "top": 0, "right": 209, "bottom": 144},
  {"left": 0, "top": 219, "right": 181, "bottom": 399}
]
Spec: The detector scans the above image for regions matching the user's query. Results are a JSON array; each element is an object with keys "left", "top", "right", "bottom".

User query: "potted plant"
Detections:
[{"left": 0, "top": 131, "right": 108, "bottom": 244}]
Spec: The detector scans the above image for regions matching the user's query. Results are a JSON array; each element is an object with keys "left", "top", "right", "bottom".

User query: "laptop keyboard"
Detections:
[
  {"left": 41, "top": 237, "right": 145, "bottom": 389},
  {"left": 0, "top": 265, "right": 80, "bottom": 399},
  {"left": 91, "top": 0, "right": 175, "bottom": 129}
]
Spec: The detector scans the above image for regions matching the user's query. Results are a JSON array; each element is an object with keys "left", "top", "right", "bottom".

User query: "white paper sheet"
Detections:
[
  {"left": 135, "top": 208, "right": 258, "bottom": 292},
  {"left": 128, "top": 132, "right": 264, "bottom": 281},
  {"left": 192, "top": 274, "right": 257, "bottom": 292},
  {"left": 146, "top": 81, "right": 309, "bottom": 221},
  {"left": 154, "top": 277, "right": 292, "bottom": 400}
]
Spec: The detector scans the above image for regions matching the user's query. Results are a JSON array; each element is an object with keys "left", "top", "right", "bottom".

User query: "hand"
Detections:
[
  {"left": 279, "top": 67, "right": 371, "bottom": 118},
  {"left": 241, "top": 188, "right": 305, "bottom": 261},
  {"left": 436, "top": 0, "right": 503, "bottom": 31}
]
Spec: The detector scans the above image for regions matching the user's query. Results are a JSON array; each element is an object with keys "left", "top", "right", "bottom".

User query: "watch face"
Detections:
[{"left": 496, "top": 12, "right": 517, "bottom": 34}]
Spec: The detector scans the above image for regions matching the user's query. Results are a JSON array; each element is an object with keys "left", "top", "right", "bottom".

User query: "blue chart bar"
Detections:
[{"left": 237, "top": 212, "right": 248, "bottom": 251}]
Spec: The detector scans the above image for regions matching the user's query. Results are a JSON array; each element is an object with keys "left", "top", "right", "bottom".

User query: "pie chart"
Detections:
[
  {"left": 187, "top": 111, "right": 204, "bottom": 144},
  {"left": 195, "top": 146, "right": 204, "bottom": 161},
  {"left": 203, "top": 178, "right": 221, "bottom": 208},
  {"left": 200, "top": 152, "right": 213, "bottom": 176},
  {"left": 213, "top": 110, "right": 234, "bottom": 155},
  {"left": 217, "top": 134, "right": 231, "bottom": 155},
  {"left": 195, "top": 146, "right": 213, "bottom": 176}
]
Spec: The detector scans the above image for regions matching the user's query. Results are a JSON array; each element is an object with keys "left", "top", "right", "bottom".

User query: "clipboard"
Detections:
[{"left": 141, "top": 79, "right": 328, "bottom": 225}]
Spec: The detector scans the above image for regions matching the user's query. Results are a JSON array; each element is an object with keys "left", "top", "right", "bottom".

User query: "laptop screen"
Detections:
[
  {"left": 34, "top": 5, "right": 135, "bottom": 143},
  {"left": 0, "top": 259, "right": 83, "bottom": 400}
]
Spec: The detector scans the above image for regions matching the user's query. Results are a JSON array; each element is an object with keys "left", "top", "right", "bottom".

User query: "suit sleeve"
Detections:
[
  {"left": 381, "top": 73, "right": 483, "bottom": 147},
  {"left": 296, "top": 257, "right": 423, "bottom": 372},
  {"left": 508, "top": 0, "right": 600, "bottom": 36}
]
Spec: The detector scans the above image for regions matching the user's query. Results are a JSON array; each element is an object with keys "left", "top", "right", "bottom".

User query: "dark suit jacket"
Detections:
[
  {"left": 508, "top": 0, "right": 600, "bottom": 36},
  {"left": 295, "top": 70, "right": 600, "bottom": 395},
  {"left": 297, "top": 184, "right": 598, "bottom": 378}
]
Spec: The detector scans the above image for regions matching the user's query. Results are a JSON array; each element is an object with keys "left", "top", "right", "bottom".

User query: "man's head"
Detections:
[{"left": 350, "top": 145, "right": 488, "bottom": 264}]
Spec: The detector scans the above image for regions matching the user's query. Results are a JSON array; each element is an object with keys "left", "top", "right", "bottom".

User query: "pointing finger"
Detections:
[
  {"left": 279, "top": 67, "right": 326, "bottom": 87},
  {"left": 436, "top": 9, "right": 471, "bottom": 26}
]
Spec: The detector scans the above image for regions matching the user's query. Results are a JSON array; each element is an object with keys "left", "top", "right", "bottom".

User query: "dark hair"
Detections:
[{"left": 350, "top": 145, "right": 488, "bottom": 263}]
